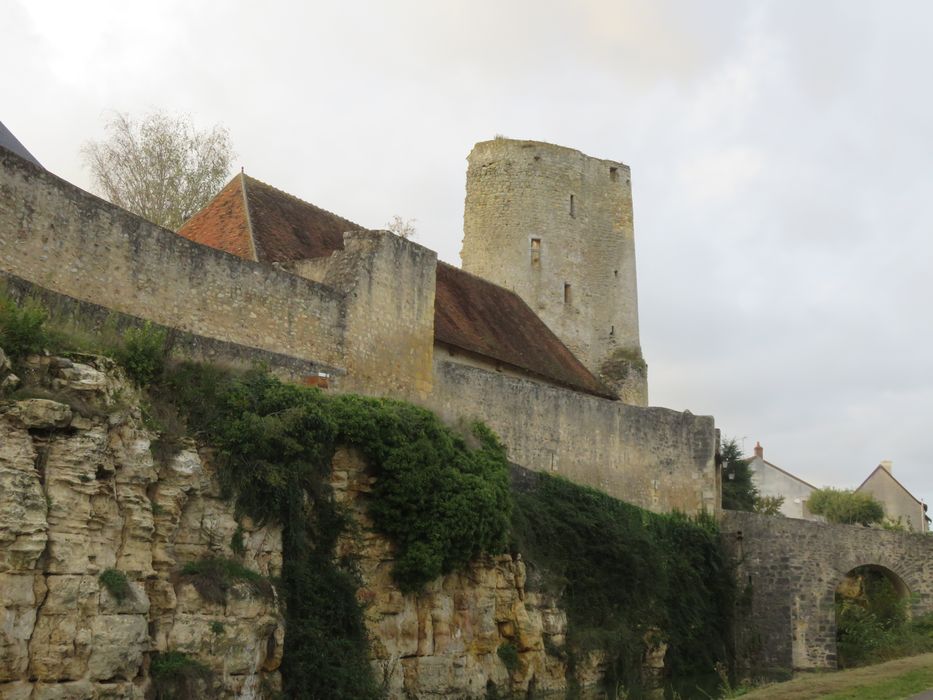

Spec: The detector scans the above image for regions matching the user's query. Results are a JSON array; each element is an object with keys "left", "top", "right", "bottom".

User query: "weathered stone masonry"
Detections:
[
  {"left": 0, "top": 144, "right": 717, "bottom": 514},
  {"left": 721, "top": 511, "right": 933, "bottom": 670}
]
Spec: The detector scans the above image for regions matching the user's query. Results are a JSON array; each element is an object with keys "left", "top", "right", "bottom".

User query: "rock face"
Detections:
[
  {"left": 331, "top": 449, "right": 605, "bottom": 699},
  {"left": 0, "top": 353, "right": 283, "bottom": 699}
]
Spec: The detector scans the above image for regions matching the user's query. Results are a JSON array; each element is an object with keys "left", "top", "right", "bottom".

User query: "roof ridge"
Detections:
[
  {"left": 239, "top": 173, "right": 259, "bottom": 261},
  {"left": 856, "top": 465, "right": 923, "bottom": 506},
  {"left": 242, "top": 174, "right": 363, "bottom": 230}
]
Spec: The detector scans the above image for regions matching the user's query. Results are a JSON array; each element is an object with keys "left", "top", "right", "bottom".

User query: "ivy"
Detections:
[
  {"left": 158, "top": 363, "right": 512, "bottom": 699},
  {"left": 510, "top": 471, "right": 735, "bottom": 697}
]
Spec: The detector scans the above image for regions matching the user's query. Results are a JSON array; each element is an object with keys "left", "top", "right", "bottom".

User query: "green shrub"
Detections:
[
  {"left": 99, "top": 568, "right": 132, "bottom": 602},
  {"left": 808, "top": 488, "right": 885, "bottom": 525},
  {"left": 150, "top": 651, "right": 212, "bottom": 699},
  {"left": 510, "top": 471, "right": 735, "bottom": 697},
  {"left": 179, "top": 556, "right": 272, "bottom": 604},
  {"left": 114, "top": 321, "right": 168, "bottom": 385},
  {"left": 0, "top": 292, "right": 52, "bottom": 360},
  {"left": 497, "top": 642, "right": 520, "bottom": 672},
  {"left": 836, "top": 567, "right": 933, "bottom": 667}
]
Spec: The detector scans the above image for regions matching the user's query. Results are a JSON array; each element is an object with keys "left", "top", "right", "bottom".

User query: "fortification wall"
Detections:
[
  {"left": 0, "top": 149, "right": 347, "bottom": 369},
  {"left": 721, "top": 511, "right": 933, "bottom": 671},
  {"left": 428, "top": 360, "right": 717, "bottom": 514},
  {"left": 462, "top": 139, "right": 646, "bottom": 405}
]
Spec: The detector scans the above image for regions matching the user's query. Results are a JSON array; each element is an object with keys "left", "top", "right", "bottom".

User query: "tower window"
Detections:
[
  {"left": 564, "top": 283, "right": 572, "bottom": 304},
  {"left": 610, "top": 167, "right": 619, "bottom": 182},
  {"left": 530, "top": 237, "right": 541, "bottom": 265},
  {"left": 570, "top": 194, "right": 576, "bottom": 218},
  {"left": 610, "top": 326, "right": 614, "bottom": 336}
]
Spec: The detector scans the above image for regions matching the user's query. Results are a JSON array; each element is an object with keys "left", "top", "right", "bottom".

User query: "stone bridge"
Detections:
[{"left": 720, "top": 511, "right": 933, "bottom": 670}]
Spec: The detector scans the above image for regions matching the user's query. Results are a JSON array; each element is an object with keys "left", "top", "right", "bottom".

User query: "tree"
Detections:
[
  {"left": 386, "top": 215, "right": 416, "bottom": 239},
  {"left": 807, "top": 488, "right": 885, "bottom": 526},
  {"left": 82, "top": 111, "right": 234, "bottom": 231},
  {"left": 754, "top": 494, "right": 786, "bottom": 516},
  {"left": 721, "top": 438, "right": 758, "bottom": 511}
]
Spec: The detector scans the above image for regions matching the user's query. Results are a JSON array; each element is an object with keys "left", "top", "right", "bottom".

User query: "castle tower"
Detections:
[{"left": 461, "top": 138, "right": 647, "bottom": 405}]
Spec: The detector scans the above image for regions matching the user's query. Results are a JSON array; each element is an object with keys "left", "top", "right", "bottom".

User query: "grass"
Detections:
[
  {"left": 178, "top": 556, "right": 272, "bottom": 605},
  {"left": 739, "top": 653, "right": 933, "bottom": 699},
  {"left": 99, "top": 568, "right": 133, "bottom": 602}
]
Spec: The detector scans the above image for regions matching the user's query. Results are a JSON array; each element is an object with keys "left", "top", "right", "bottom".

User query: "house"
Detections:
[
  {"left": 856, "top": 461, "right": 930, "bottom": 533},
  {"left": 747, "top": 442, "right": 820, "bottom": 520}
]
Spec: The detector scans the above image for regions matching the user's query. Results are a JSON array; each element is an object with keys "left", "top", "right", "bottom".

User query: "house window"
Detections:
[
  {"left": 610, "top": 166, "right": 619, "bottom": 182},
  {"left": 570, "top": 194, "right": 576, "bottom": 218},
  {"left": 564, "top": 282, "right": 571, "bottom": 304},
  {"left": 530, "top": 237, "right": 541, "bottom": 264}
]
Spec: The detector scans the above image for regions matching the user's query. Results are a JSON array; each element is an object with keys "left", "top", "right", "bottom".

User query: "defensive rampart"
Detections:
[
  {"left": 721, "top": 511, "right": 933, "bottom": 670},
  {"left": 429, "top": 360, "right": 718, "bottom": 514},
  {"left": 0, "top": 149, "right": 347, "bottom": 370},
  {"left": 1, "top": 145, "right": 718, "bottom": 514}
]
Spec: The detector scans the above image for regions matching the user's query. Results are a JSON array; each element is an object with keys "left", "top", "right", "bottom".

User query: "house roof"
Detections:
[
  {"left": 434, "top": 262, "right": 614, "bottom": 397},
  {"left": 856, "top": 465, "right": 924, "bottom": 508},
  {"left": 177, "top": 173, "right": 613, "bottom": 398},
  {"left": 749, "top": 456, "right": 818, "bottom": 491}
]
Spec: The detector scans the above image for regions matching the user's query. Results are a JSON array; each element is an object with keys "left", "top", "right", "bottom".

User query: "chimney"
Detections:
[
  {"left": 754, "top": 441, "right": 763, "bottom": 459},
  {"left": 880, "top": 460, "right": 893, "bottom": 474}
]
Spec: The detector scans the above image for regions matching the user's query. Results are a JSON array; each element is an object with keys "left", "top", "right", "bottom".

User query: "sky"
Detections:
[{"left": 3, "top": 0, "right": 931, "bottom": 511}]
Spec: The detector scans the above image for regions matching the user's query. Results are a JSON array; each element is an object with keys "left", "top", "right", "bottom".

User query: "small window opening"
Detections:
[
  {"left": 563, "top": 283, "right": 571, "bottom": 304},
  {"left": 610, "top": 326, "right": 614, "bottom": 336},
  {"left": 569, "top": 194, "right": 576, "bottom": 218},
  {"left": 530, "top": 237, "right": 541, "bottom": 265},
  {"left": 609, "top": 166, "right": 619, "bottom": 182},
  {"left": 614, "top": 269, "right": 618, "bottom": 277}
]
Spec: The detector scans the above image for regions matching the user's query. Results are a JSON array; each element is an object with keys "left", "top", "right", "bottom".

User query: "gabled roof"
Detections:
[
  {"left": 749, "top": 456, "right": 818, "bottom": 490},
  {"left": 179, "top": 174, "right": 362, "bottom": 261},
  {"left": 856, "top": 465, "right": 923, "bottom": 507},
  {"left": 0, "top": 121, "right": 42, "bottom": 168},
  {"left": 177, "top": 173, "right": 613, "bottom": 398}
]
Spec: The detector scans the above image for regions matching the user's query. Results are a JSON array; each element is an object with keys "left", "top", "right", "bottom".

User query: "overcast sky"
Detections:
[{"left": 4, "top": 0, "right": 931, "bottom": 511}]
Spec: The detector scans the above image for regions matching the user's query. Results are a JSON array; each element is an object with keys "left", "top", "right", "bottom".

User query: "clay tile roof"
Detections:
[
  {"left": 177, "top": 175, "right": 254, "bottom": 259},
  {"left": 435, "top": 263, "right": 614, "bottom": 398},
  {"left": 178, "top": 176, "right": 613, "bottom": 398},
  {"left": 241, "top": 175, "right": 363, "bottom": 262},
  {"left": 178, "top": 174, "right": 363, "bottom": 262}
]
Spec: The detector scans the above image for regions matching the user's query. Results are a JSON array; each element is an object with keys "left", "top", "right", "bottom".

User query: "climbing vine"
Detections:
[
  {"left": 510, "top": 471, "right": 736, "bottom": 697},
  {"left": 157, "top": 362, "right": 512, "bottom": 698}
]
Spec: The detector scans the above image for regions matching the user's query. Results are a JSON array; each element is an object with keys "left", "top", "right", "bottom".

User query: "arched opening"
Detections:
[{"left": 834, "top": 564, "right": 910, "bottom": 668}]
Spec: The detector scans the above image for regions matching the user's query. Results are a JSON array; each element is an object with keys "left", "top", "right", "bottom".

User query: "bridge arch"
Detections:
[{"left": 721, "top": 511, "right": 933, "bottom": 670}]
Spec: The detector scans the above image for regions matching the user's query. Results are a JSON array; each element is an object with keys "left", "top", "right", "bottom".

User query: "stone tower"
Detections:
[{"left": 461, "top": 138, "right": 647, "bottom": 405}]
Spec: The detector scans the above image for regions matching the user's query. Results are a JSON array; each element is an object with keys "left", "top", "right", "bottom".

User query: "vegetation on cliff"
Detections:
[
  {"left": 511, "top": 471, "right": 736, "bottom": 697},
  {"left": 157, "top": 362, "right": 512, "bottom": 699}
]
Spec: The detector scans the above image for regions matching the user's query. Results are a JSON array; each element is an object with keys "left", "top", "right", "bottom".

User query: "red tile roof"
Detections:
[
  {"left": 178, "top": 174, "right": 614, "bottom": 398},
  {"left": 178, "top": 176, "right": 254, "bottom": 259}
]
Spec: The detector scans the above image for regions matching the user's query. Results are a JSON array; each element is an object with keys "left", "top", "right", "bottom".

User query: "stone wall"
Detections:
[
  {"left": 461, "top": 138, "right": 646, "bottom": 405},
  {"left": 0, "top": 352, "right": 283, "bottom": 699},
  {"left": 428, "top": 360, "right": 718, "bottom": 514},
  {"left": 0, "top": 148, "right": 347, "bottom": 370},
  {"left": 721, "top": 510, "right": 933, "bottom": 671},
  {"left": 0, "top": 270, "right": 344, "bottom": 385}
]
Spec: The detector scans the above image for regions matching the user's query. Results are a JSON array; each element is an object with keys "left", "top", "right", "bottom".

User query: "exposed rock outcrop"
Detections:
[
  {"left": 0, "top": 353, "right": 283, "bottom": 699},
  {"left": 331, "top": 449, "right": 603, "bottom": 699}
]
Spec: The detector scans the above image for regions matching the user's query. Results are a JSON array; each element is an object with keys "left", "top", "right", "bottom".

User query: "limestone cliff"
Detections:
[
  {"left": 0, "top": 349, "right": 606, "bottom": 699},
  {"left": 0, "top": 351, "right": 283, "bottom": 699},
  {"left": 331, "top": 449, "right": 606, "bottom": 699}
]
